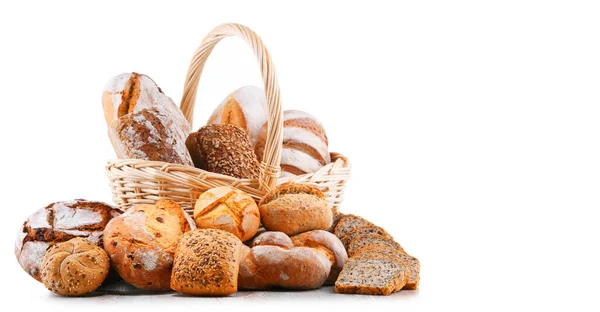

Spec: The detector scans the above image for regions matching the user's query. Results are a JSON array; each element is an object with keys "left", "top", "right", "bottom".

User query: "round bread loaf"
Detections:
[
  {"left": 15, "top": 200, "right": 121, "bottom": 281},
  {"left": 103, "top": 200, "right": 192, "bottom": 291},
  {"left": 171, "top": 229, "right": 242, "bottom": 296},
  {"left": 186, "top": 124, "right": 260, "bottom": 179},
  {"left": 194, "top": 186, "right": 260, "bottom": 242},
  {"left": 291, "top": 230, "right": 348, "bottom": 285},
  {"left": 41, "top": 237, "right": 110, "bottom": 296},
  {"left": 207, "top": 86, "right": 267, "bottom": 147},
  {"left": 258, "top": 183, "right": 332, "bottom": 236},
  {"left": 255, "top": 110, "right": 330, "bottom": 178}
]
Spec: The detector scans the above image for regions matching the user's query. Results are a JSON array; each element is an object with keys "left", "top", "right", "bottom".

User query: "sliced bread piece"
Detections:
[
  {"left": 333, "top": 214, "right": 373, "bottom": 239},
  {"left": 327, "top": 209, "right": 345, "bottom": 233},
  {"left": 353, "top": 246, "right": 420, "bottom": 290},
  {"left": 334, "top": 256, "right": 408, "bottom": 295},
  {"left": 347, "top": 233, "right": 404, "bottom": 256},
  {"left": 340, "top": 225, "right": 392, "bottom": 249}
]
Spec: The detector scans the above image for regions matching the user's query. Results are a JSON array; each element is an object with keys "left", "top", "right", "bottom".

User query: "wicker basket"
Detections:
[{"left": 105, "top": 23, "right": 351, "bottom": 215}]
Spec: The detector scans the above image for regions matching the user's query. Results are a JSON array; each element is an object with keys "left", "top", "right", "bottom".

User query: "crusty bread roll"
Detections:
[
  {"left": 41, "top": 237, "right": 110, "bottom": 296},
  {"left": 255, "top": 110, "right": 330, "bottom": 178},
  {"left": 258, "top": 183, "right": 332, "bottom": 235},
  {"left": 186, "top": 124, "right": 260, "bottom": 179},
  {"left": 207, "top": 86, "right": 267, "bottom": 147},
  {"left": 291, "top": 230, "right": 347, "bottom": 285},
  {"left": 103, "top": 72, "right": 193, "bottom": 165},
  {"left": 193, "top": 186, "right": 260, "bottom": 242},
  {"left": 170, "top": 229, "right": 242, "bottom": 296},
  {"left": 238, "top": 231, "right": 346, "bottom": 290},
  {"left": 15, "top": 200, "right": 121, "bottom": 281},
  {"left": 103, "top": 200, "right": 192, "bottom": 291}
]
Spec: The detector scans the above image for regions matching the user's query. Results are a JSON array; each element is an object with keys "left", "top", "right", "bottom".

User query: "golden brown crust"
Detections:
[
  {"left": 259, "top": 183, "right": 326, "bottom": 206},
  {"left": 15, "top": 200, "right": 121, "bottom": 281},
  {"left": 41, "top": 238, "right": 110, "bottom": 296},
  {"left": 103, "top": 200, "right": 191, "bottom": 291},
  {"left": 186, "top": 124, "right": 260, "bottom": 179},
  {"left": 291, "top": 230, "right": 347, "bottom": 285},
  {"left": 170, "top": 229, "right": 242, "bottom": 296},
  {"left": 193, "top": 186, "right": 260, "bottom": 242}
]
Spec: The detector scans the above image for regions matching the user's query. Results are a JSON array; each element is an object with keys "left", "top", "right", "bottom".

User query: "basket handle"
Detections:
[{"left": 180, "top": 23, "right": 283, "bottom": 192}]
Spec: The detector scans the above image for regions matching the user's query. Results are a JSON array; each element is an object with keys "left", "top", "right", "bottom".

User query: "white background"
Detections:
[{"left": 1, "top": 0, "right": 599, "bottom": 311}]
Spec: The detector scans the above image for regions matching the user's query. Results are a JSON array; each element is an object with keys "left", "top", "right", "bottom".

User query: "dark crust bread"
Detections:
[
  {"left": 186, "top": 124, "right": 260, "bottom": 179},
  {"left": 333, "top": 214, "right": 373, "bottom": 239},
  {"left": 170, "top": 229, "right": 242, "bottom": 295},
  {"left": 340, "top": 225, "right": 392, "bottom": 249},
  {"left": 259, "top": 183, "right": 326, "bottom": 206},
  {"left": 15, "top": 200, "right": 121, "bottom": 281}
]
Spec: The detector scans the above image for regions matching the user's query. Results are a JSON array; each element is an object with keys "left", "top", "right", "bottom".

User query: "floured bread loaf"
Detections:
[
  {"left": 255, "top": 110, "right": 331, "bottom": 178},
  {"left": 103, "top": 200, "right": 192, "bottom": 291},
  {"left": 15, "top": 200, "right": 121, "bottom": 281},
  {"left": 207, "top": 86, "right": 268, "bottom": 147},
  {"left": 103, "top": 72, "right": 193, "bottom": 165}
]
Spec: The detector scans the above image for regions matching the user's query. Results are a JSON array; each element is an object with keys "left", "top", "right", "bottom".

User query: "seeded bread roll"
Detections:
[
  {"left": 103, "top": 200, "right": 192, "bottom": 291},
  {"left": 334, "top": 254, "right": 409, "bottom": 295},
  {"left": 291, "top": 230, "right": 347, "bottom": 285},
  {"left": 15, "top": 200, "right": 121, "bottom": 281},
  {"left": 170, "top": 229, "right": 242, "bottom": 296},
  {"left": 193, "top": 186, "right": 260, "bottom": 242},
  {"left": 41, "top": 238, "right": 110, "bottom": 296},
  {"left": 258, "top": 183, "right": 332, "bottom": 236},
  {"left": 207, "top": 86, "right": 267, "bottom": 147},
  {"left": 333, "top": 214, "right": 373, "bottom": 239},
  {"left": 255, "top": 110, "right": 330, "bottom": 178},
  {"left": 340, "top": 225, "right": 392, "bottom": 249},
  {"left": 186, "top": 124, "right": 260, "bottom": 179}
]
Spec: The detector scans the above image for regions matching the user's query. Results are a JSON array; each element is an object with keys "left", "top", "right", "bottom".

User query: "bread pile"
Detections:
[{"left": 13, "top": 73, "right": 420, "bottom": 297}]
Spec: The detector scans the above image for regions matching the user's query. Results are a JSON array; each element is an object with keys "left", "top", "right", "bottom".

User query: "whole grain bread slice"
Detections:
[
  {"left": 333, "top": 214, "right": 373, "bottom": 239},
  {"left": 347, "top": 233, "right": 404, "bottom": 256},
  {"left": 334, "top": 256, "right": 408, "bottom": 295},
  {"left": 327, "top": 209, "right": 345, "bottom": 233},
  {"left": 340, "top": 225, "right": 392, "bottom": 249},
  {"left": 353, "top": 245, "right": 420, "bottom": 290}
]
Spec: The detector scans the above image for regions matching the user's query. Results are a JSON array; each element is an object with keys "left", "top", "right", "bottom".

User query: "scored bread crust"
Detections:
[
  {"left": 258, "top": 183, "right": 332, "bottom": 236},
  {"left": 170, "top": 229, "right": 242, "bottom": 296},
  {"left": 41, "top": 237, "right": 110, "bottom": 296},
  {"left": 15, "top": 200, "right": 121, "bottom": 281},
  {"left": 193, "top": 186, "right": 260, "bottom": 242},
  {"left": 103, "top": 200, "right": 191, "bottom": 291},
  {"left": 291, "top": 230, "right": 348, "bottom": 285}
]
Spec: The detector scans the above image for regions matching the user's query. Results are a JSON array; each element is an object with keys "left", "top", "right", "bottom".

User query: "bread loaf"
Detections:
[
  {"left": 186, "top": 124, "right": 260, "bottom": 179},
  {"left": 193, "top": 186, "right": 260, "bottom": 242},
  {"left": 15, "top": 200, "right": 121, "bottom": 281},
  {"left": 255, "top": 110, "right": 330, "bottom": 178},
  {"left": 207, "top": 86, "right": 268, "bottom": 147},
  {"left": 41, "top": 237, "right": 110, "bottom": 296},
  {"left": 291, "top": 230, "right": 347, "bottom": 285},
  {"left": 238, "top": 230, "right": 346, "bottom": 290},
  {"left": 258, "top": 183, "right": 332, "bottom": 236},
  {"left": 170, "top": 229, "right": 242, "bottom": 296},
  {"left": 103, "top": 200, "right": 192, "bottom": 291}
]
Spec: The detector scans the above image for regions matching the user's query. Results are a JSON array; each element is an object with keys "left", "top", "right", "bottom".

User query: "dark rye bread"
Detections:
[
  {"left": 334, "top": 256, "right": 408, "bottom": 295},
  {"left": 347, "top": 233, "right": 404, "bottom": 256},
  {"left": 333, "top": 214, "right": 373, "bottom": 239},
  {"left": 340, "top": 225, "right": 392, "bottom": 249},
  {"left": 353, "top": 245, "right": 420, "bottom": 290},
  {"left": 186, "top": 124, "right": 260, "bottom": 179}
]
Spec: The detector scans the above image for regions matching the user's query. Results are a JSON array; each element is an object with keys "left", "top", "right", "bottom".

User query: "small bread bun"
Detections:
[
  {"left": 40, "top": 237, "right": 110, "bottom": 296},
  {"left": 207, "top": 86, "right": 267, "bottom": 147},
  {"left": 258, "top": 183, "right": 332, "bottom": 236},
  {"left": 193, "top": 186, "right": 260, "bottom": 242},
  {"left": 186, "top": 124, "right": 260, "bottom": 179}
]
